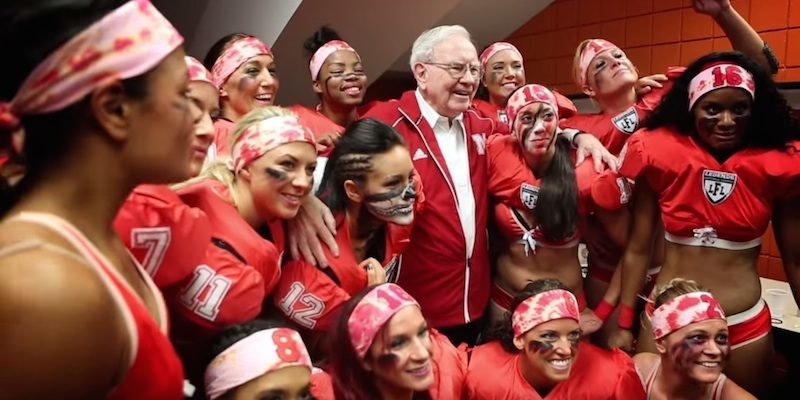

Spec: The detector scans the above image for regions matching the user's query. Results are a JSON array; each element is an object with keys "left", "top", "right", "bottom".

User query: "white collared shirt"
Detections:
[{"left": 414, "top": 89, "right": 476, "bottom": 257}]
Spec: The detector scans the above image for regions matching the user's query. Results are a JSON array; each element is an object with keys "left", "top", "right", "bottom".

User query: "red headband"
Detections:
[
  {"left": 651, "top": 292, "right": 726, "bottom": 340},
  {"left": 688, "top": 62, "right": 754, "bottom": 110},
  {"left": 230, "top": 114, "right": 316, "bottom": 173},
  {"left": 348, "top": 284, "right": 420, "bottom": 358},
  {"left": 480, "top": 42, "right": 523, "bottom": 70},
  {"left": 309, "top": 40, "right": 359, "bottom": 81},
  {"left": 211, "top": 36, "right": 272, "bottom": 89},
  {"left": 0, "top": 0, "right": 183, "bottom": 130},
  {"left": 576, "top": 39, "right": 620, "bottom": 88},
  {"left": 512, "top": 289, "right": 580, "bottom": 339},
  {"left": 185, "top": 56, "right": 212, "bottom": 86},
  {"left": 506, "top": 84, "right": 559, "bottom": 128},
  {"left": 204, "top": 328, "right": 312, "bottom": 400}
]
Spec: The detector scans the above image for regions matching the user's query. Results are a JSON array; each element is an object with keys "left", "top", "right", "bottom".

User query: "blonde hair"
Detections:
[
  {"left": 653, "top": 278, "right": 704, "bottom": 309},
  {"left": 572, "top": 39, "right": 593, "bottom": 89},
  {"left": 172, "top": 106, "right": 298, "bottom": 207},
  {"left": 571, "top": 39, "right": 639, "bottom": 93}
]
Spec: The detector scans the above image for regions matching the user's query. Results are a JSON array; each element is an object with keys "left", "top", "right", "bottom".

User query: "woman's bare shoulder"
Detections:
[{"left": 0, "top": 234, "right": 129, "bottom": 400}]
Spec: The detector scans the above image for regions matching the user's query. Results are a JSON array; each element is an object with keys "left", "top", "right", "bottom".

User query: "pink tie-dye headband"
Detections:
[
  {"left": 512, "top": 289, "right": 580, "bottom": 339},
  {"left": 185, "top": 56, "right": 213, "bottom": 86},
  {"left": 576, "top": 39, "right": 620, "bottom": 88},
  {"left": 480, "top": 42, "right": 523, "bottom": 70},
  {"left": 309, "top": 40, "right": 359, "bottom": 81},
  {"left": 230, "top": 114, "right": 316, "bottom": 173},
  {"left": 211, "top": 36, "right": 272, "bottom": 89},
  {"left": 506, "top": 84, "right": 559, "bottom": 128},
  {"left": 0, "top": 0, "right": 183, "bottom": 130},
  {"left": 204, "top": 328, "right": 312, "bottom": 400},
  {"left": 688, "top": 62, "right": 755, "bottom": 110},
  {"left": 348, "top": 283, "right": 420, "bottom": 359},
  {"left": 651, "top": 292, "right": 726, "bottom": 340}
]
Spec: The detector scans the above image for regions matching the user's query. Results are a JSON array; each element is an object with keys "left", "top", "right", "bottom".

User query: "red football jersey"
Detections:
[
  {"left": 114, "top": 184, "right": 212, "bottom": 289},
  {"left": 465, "top": 340, "right": 645, "bottom": 399},
  {"left": 169, "top": 180, "right": 285, "bottom": 337},
  {"left": 274, "top": 177, "right": 425, "bottom": 331},
  {"left": 486, "top": 134, "right": 628, "bottom": 246},
  {"left": 619, "top": 128, "right": 800, "bottom": 243},
  {"left": 561, "top": 67, "right": 684, "bottom": 155}
]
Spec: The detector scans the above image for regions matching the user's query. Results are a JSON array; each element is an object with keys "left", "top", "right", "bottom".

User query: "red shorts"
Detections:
[
  {"left": 646, "top": 298, "right": 771, "bottom": 349},
  {"left": 492, "top": 281, "right": 587, "bottom": 311}
]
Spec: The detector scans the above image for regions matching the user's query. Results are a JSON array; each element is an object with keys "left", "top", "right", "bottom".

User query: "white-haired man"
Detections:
[
  {"left": 365, "top": 25, "right": 489, "bottom": 344},
  {"left": 365, "top": 25, "right": 611, "bottom": 345}
]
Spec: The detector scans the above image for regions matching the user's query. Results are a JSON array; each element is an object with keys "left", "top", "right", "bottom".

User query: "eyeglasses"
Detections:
[{"left": 425, "top": 62, "right": 482, "bottom": 80}]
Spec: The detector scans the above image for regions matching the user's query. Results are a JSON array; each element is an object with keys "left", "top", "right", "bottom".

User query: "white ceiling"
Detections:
[{"left": 154, "top": 0, "right": 555, "bottom": 106}]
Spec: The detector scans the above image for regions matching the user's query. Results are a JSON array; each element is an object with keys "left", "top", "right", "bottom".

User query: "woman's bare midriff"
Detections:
[
  {"left": 495, "top": 242, "right": 583, "bottom": 296},
  {"left": 657, "top": 242, "right": 761, "bottom": 314}
]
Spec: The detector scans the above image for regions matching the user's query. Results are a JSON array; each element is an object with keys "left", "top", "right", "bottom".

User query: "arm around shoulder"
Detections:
[{"left": 0, "top": 248, "right": 129, "bottom": 400}]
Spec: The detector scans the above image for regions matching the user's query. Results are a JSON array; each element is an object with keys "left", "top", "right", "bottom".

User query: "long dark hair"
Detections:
[
  {"left": 489, "top": 279, "right": 571, "bottom": 353},
  {"left": 535, "top": 136, "right": 579, "bottom": 240},
  {"left": 327, "top": 286, "right": 383, "bottom": 400},
  {"left": 203, "top": 32, "right": 254, "bottom": 70},
  {"left": 317, "top": 118, "right": 406, "bottom": 213},
  {"left": 645, "top": 51, "right": 794, "bottom": 150},
  {"left": 0, "top": 0, "right": 149, "bottom": 215}
]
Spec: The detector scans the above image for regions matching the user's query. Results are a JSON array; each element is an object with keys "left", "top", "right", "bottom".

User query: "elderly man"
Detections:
[
  {"left": 363, "top": 25, "right": 616, "bottom": 346},
  {"left": 365, "top": 25, "right": 491, "bottom": 345}
]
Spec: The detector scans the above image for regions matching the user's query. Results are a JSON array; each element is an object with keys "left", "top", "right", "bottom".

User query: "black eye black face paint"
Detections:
[
  {"left": 568, "top": 335, "right": 579, "bottom": 351},
  {"left": 323, "top": 75, "right": 334, "bottom": 97},
  {"left": 489, "top": 69, "right": 505, "bottom": 84},
  {"left": 377, "top": 353, "right": 399, "bottom": 367},
  {"left": 266, "top": 167, "right": 288, "bottom": 181},
  {"left": 529, "top": 340, "right": 554, "bottom": 353}
]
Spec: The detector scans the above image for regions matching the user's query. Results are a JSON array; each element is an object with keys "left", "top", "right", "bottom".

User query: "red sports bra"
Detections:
[{"left": 8, "top": 212, "right": 185, "bottom": 399}]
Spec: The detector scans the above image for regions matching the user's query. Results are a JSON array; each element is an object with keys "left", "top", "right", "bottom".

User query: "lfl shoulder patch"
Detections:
[
  {"left": 520, "top": 183, "right": 540, "bottom": 210},
  {"left": 612, "top": 106, "right": 639, "bottom": 134},
  {"left": 702, "top": 169, "right": 737, "bottom": 205}
]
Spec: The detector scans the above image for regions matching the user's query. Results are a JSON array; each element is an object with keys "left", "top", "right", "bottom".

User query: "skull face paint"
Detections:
[
  {"left": 364, "top": 182, "right": 416, "bottom": 225},
  {"left": 349, "top": 144, "right": 417, "bottom": 226}
]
